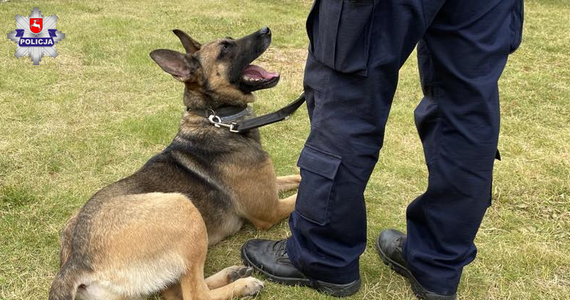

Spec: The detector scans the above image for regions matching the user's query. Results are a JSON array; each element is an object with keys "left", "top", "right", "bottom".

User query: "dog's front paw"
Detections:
[
  {"left": 236, "top": 277, "right": 264, "bottom": 297},
  {"left": 227, "top": 265, "right": 254, "bottom": 283}
]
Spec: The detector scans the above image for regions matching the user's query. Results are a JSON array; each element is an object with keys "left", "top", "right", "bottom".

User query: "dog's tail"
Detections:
[{"left": 48, "top": 261, "right": 85, "bottom": 300}]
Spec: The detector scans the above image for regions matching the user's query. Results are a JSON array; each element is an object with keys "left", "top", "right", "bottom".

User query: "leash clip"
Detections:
[{"left": 208, "top": 114, "right": 240, "bottom": 133}]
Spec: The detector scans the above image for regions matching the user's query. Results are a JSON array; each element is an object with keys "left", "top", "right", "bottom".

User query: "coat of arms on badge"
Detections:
[
  {"left": 30, "top": 18, "right": 43, "bottom": 34},
  {"left": 7, "top": 7, "right": 66, "bottom": 65}
]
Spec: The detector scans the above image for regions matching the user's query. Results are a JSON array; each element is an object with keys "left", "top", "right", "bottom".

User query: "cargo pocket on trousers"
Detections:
[
  {"left": 295, "top": 145, "right": 342, "bottom": 226},
  {"left": 306, "top": 0, "right": 374, "bottom": 76},
  {"left": 509, "top": 0, "right": 524, "bottom": 53}
]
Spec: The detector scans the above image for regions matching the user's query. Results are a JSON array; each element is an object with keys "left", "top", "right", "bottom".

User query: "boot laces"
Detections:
[
  {"left": 273, "top": 239, "right": 288, "bottom": 258},
  {"left": 394, "top": 236, "right": 404, "bottom": 252}
]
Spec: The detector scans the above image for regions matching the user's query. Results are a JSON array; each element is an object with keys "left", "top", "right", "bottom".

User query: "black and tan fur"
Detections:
[{"left": 49, "top": 27, "right": 300, "bottom": 300}]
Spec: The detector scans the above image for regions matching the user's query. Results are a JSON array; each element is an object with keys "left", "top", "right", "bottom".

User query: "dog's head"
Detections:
[{"left": 150, "top": 27, "right": 280, "bottom": 109}]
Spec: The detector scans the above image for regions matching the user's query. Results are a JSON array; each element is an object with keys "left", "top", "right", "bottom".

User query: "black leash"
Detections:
[{"left": 202, "top": 93, "right": 306, "bottom": 133}]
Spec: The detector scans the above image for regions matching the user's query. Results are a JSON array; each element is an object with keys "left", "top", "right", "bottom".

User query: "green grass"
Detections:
[{"left": 1, "top": 0, "right": 569, "bottom": 299}]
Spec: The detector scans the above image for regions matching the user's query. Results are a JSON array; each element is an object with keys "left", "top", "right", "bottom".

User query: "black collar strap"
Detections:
[
  {"left": 187, "top": 105, "right": 249, "bottom": 121},
  {"left": 187, "top": 93, "right": 306, "bottom": 133}
]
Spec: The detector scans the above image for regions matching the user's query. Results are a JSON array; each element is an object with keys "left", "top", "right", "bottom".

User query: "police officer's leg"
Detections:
[
  {"left": 285, "top": 0, "right": 448, "bottom": 287},
  {"left": 242, "top": 0, "right": 445, "bottom": 296},
  {"left": 403, "top": 0, "right": 523, "bottom": 296}
]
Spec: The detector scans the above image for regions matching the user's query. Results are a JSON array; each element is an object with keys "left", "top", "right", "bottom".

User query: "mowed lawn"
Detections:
[{"left": 1, "top": 0, "right": 569, "bottom": 299}]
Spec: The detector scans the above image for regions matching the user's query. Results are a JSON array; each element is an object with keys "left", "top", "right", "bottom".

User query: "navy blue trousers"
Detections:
[{"left": 286, "top": 0, "right": 523, "bottom": 295}]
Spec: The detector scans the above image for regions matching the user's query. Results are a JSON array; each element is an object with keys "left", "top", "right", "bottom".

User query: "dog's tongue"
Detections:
[{"left": 242, "top": 65, "right": 279, "bottom": 80}]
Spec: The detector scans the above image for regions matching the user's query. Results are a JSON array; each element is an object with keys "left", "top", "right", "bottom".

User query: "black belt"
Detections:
[{"left": 190, "top": 93, "right": 306, "bottom": 133}]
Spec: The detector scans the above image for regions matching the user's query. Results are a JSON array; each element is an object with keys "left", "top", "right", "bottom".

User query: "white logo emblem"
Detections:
[{"left": 7, "top": 7, "right": 66, "bottom": 65}]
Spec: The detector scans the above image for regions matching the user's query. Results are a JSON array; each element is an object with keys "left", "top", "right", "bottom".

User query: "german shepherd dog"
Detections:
[{"left": 49, "top": 27, "right": 301, "bottom": 300}]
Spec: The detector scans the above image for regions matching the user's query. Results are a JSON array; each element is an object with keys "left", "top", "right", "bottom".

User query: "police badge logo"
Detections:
[
  {"left": 7, "top": 7, "right": 65, "bottom": 65},
  {"left": 30, "top": 18, "right": 43, "bottom": 34}
]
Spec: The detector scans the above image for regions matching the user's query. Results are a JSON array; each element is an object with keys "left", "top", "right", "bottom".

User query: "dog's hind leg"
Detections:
[
  {"left": 178, "top": 211, "right": 212, "bottom": 300},
  {"left": 276, "top": 175, "right": 301, "bottom": 193},
  {"left": 205, "top": 266, "right": 253, "bottom": 290},
  {"left": 179, "top": 272, "right": 210, "bottom": 300},
  {"left": 177, "top": 243, "right": 212, "bottom": 300},
  {"left": 160, "top": 284, "right": 181, "bottom": 300}
]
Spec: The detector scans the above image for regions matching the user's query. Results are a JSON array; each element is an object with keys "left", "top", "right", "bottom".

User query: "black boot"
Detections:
[
  {"left": 241, "top": 239, "right": 361, "bottom": 297},
  {"left": 377, "top": 229, "right": 457, "bottom": 300}
]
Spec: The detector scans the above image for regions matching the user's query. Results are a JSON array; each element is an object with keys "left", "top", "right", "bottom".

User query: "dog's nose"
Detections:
[{"left": 260, "top": 27, "right": 271, "bottom": 35}]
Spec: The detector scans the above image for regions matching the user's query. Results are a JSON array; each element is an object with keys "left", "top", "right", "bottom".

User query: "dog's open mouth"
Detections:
[{"left": 241, "top": 64, "right": 280, "bottom": 90}]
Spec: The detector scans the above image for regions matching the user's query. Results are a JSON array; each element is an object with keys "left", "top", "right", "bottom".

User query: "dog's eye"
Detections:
[
  {"left": 218, "top": 42, "right": 233, "bottom": 59},
  {"left": 220, "top": 41, "right": 234, "bottom": 51}
]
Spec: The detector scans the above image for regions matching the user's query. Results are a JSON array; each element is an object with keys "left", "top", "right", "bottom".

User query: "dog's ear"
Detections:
[
  {"left": 172, "top": 29, "right": 201, "bottom": 54},
  {"left": 150, "top": 49, "right": 198, "bottom": 82}
]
